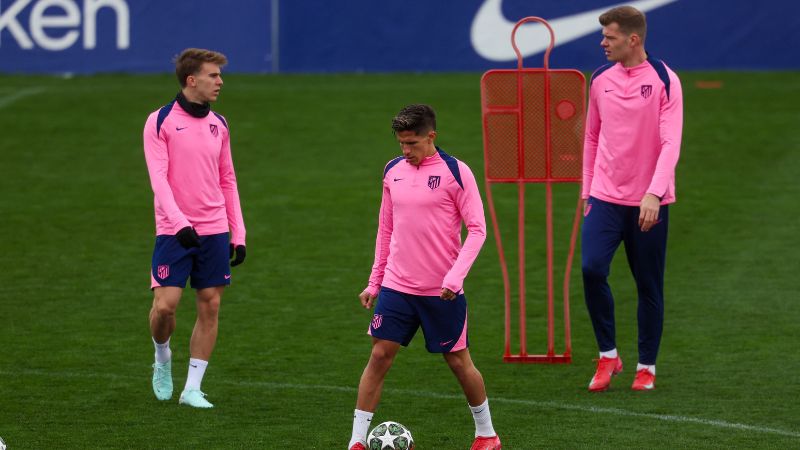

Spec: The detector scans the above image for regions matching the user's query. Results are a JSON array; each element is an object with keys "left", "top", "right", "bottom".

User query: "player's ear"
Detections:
[{"left": 428, "top": 130, "right": 437, "bottom": 141}]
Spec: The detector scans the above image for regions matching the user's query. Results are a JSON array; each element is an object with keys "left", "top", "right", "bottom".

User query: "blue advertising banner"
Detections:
[{"left": 1, "top": 0, "right": 798, "bottom": 74}]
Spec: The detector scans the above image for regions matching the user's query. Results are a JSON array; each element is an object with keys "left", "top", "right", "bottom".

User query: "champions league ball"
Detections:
[{"left": 368, "top": 421, "right": 415, "bottom": 450}]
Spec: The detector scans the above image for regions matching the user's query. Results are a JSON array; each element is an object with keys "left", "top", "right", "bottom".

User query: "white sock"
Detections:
[
  {"left": 637, "top": 363, "right": 656, "bottom": 375},
  {"left": 600, "top": 348, "right": 618, "bottom": 359},
  {"left": 152, "top": 337, "right": 171, "bottom": 364},
  {"left": 469, "top": 398, "right": 497, "bottom": 438},
  {"left": 184, "top": 358, "right": 208, "bottom": 391},
  {"left": 349, "top": 409, "right": 373, "bottom": 447}
]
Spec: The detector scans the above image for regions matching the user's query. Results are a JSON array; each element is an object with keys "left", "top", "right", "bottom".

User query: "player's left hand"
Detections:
[
  {"left": 230, "top": 244, "right": 246, "bottom": 266},
  {"left": 440, "top": 288, "right": 457, "bottom": 300},
  {"left": 638, "top": 194, "right": 661, "bottom": 232},
  {"left": 359, "top": 290, "right": 377, "bottom": 309}
]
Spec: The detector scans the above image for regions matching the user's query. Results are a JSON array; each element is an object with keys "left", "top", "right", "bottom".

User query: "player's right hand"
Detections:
[
  {"left": 359, "top": 290, "right": 377, "bottom": 309},
  {"left": 176, "top": 226, "right": 201, "bottom": 249}
]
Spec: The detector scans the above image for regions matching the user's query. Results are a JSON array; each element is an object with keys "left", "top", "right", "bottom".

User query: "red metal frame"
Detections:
[{"left": 480, "top": 17, "right": 585, "bottom": 363}]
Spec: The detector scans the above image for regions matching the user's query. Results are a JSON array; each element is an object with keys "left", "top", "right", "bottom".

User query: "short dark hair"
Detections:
[
  {"left": 599, "top": 6, "right": 647, "bottom": 43},
  {"left": 174, "top": 48, "right": 228, "bottom": 88},
  {"left": 391, "top": 104, "right": 436, "bottom": 135}
]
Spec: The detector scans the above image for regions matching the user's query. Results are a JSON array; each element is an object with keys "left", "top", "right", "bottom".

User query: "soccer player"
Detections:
[
  {"left": 582, "top": 6, "right": 683, "bottom": 391},
  {"left": 143, "top": 48, "right": 247, "bottom": 408},
  {"left": 348, "top": 105, "right": 501, "bottom": 450}
]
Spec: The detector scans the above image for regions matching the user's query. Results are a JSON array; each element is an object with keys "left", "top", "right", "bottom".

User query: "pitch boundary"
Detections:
[
  {"left": 7, "top": 368, "right": 799, "bottom": 439},
  {"left": 0, "top": 87, "right": 46, "bottom": 109}
]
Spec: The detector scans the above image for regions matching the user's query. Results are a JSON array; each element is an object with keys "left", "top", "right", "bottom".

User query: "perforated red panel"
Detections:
[
  {"left": 485, "top": 114, "right": 519, "bottom": 180},
  {"left": 547, "top": 71, "right": 585, "bottom": 179},
  {"left": 481, "top": 69, "right": 585, "bottom": 182}
]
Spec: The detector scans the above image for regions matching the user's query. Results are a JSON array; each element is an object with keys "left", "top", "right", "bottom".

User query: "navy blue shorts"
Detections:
[
  {"left": 150, "top": 232, "right": 231, "bottom": 290},
  {"left": 368, "top": 287, "right": 469, "bottom": 353}
]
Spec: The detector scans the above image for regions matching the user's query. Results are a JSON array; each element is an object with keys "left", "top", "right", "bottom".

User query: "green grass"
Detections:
[{"left": 0, "top": 71, "right": 798, "bottom": 448}]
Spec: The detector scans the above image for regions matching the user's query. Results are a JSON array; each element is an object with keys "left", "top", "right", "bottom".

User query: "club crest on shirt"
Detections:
[
  {"left": 641, "top": 85, "right": 653, "bottom": 99},
  {"left": 371, "top": 314, "right": 383, "bottom": 329},
  {"left": 209, "top": 124, "right": 219, "bottom": 137},
  {"left": 428, "top": 175, "right": 441, "bottom": 190},
  {"left": 157, "top": 265, "right": 169, "bottom": 279}
]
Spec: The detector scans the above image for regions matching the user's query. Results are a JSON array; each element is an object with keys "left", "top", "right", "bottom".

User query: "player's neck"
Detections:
[
  {"left": 177, "top": 90, "right": 211, "bottom": 118},
  {"left": 621, "top": 49, "right": 647, "bottom": 68}
]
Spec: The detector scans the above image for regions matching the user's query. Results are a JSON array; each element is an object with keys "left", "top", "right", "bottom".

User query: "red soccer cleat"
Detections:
[
  {"left": 588, "top": 356, "right": 623, "bottom": 392},
  {"left": 632, "top": 368, "right": 656, "bottom": 390},
  {"left": 348, "top": 442, "right": 366, "bottom": 450},
  {"left": 471, "top": 435, "right": 501, "bottom": 450}
]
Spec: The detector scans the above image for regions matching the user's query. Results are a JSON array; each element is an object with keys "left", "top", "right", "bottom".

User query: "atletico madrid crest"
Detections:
[
  {"left": 428, "top": 175, "right": 441, "bottom": 190},
  {"left": 157, "top": 265, "right": 169, "bottom": 279},
  {"left": 641, "top": 85, "right": 652, "bottom": 99},
  {"left": 372, "top": 314, "right": 383, "bottom": 329},
  {"left": 209, "top": 124, "right": 219, "bottom": 137}
]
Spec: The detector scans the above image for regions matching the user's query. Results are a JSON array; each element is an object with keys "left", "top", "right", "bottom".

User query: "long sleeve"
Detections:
[
  {"left": 442, "top": 162, "right": 487, "bottom": 293},
  {"left": 143, "top": 114, "right": 191, "bottom": 234},
  {"left": 647, "top": 73, "right": 683, "bottom": 199},
  {"left": 366, "top": 181, "right": 393, "bottom": 296},
  {"left": 582, "top": 83, "right": 600, "bottom": 200},
  {"left": 218, "top": 128, "right": 246, "bottom": 245}
]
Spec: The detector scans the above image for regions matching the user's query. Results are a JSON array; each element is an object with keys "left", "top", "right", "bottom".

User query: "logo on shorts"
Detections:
[
  {"left": 209, "top": 124, "right": 219, "bottom": 137},
  {"left": 157, "top": 265, "right": 169, "bottom": 279},
  {"left": 371, "top": 314, "right": 383, "bottom": 329},
  {"left": 428, "top": 175, "right": 441, "bottom": 190},
  {"left": 641, "top": 85, "right": 653, "bottom": 99}
]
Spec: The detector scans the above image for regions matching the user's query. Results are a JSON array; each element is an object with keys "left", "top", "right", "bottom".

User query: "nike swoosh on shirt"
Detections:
[
  {"left": 470, "top": 0, "right": 679, "bottom": 61},
  {"left": 176, "top": 126, "right": 188, "bottom": 131}
]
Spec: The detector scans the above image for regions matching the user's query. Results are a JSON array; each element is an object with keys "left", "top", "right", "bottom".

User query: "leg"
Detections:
[
  {"left": 445, "top": 349, "right": 500, "bottom": 447},
  {"left": 150, "top": 286, "right": 183, "bottom": 343},
  {"left": 582, "top": 197, "right": 624, "bottom": 353},
  {"left": 190, "top": 286, "right": 224, "bottom": 360},
  {"left": 178, "top": 286, "right": 223, "bottom": 408},
  {"left": 443, "top": 349, "right": 486, "bottom": 406},
  {"left": 624, "top": 205, "right": 669, "bottom": 366},
  {"left": 149, "top": 286, "right": 182, "bottom": 401},
  {"left": 356, "top": 338, "right": 401, "bottom": 412}
]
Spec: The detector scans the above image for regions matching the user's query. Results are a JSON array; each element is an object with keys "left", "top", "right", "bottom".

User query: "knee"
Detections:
[
  {"left": 445, "top": 352, "right": 476, "bottom": 376},
  {"left": 198, "top": 297, "right": 221, "bottom": 319},
  {"left": 369, "top": 345, "right": 396, "bottom": 367},
  {"left": 152, "top": 297, "right": 177, "bottom": 318},
  {"left": 582, "top": 258, "right": 609, "bottom": 282}
]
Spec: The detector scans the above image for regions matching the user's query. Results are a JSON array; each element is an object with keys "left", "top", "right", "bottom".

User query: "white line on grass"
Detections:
[
  {"left": 0, "top": 87, "right": 46, "bottom": 109},
  {"left": 7, "top": 368, "right": 799, "bottom": 439}
]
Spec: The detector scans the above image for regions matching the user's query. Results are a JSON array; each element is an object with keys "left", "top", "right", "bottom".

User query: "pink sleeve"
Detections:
[
  {"left": 582, "top": 83, "right": 600, "bottom": 200},
  {"left": 442, "top": 162, "right": 487, "bottom": 293},
  {"left": 218, "top": 126, "right": 246, "bottom": 246},
  {"left": 366, "top": 179, "right": 393, "bottom": 296},
  {"left": 143, "top": 114, "right": 191, "bottom": 234},
  {"left": 647, "top": 72, "right": 683, "bottom": 198}
]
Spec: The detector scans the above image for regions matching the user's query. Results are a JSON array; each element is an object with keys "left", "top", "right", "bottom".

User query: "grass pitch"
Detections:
[{"left": 0, "top": 71, "right": 798, "bottom": 448}]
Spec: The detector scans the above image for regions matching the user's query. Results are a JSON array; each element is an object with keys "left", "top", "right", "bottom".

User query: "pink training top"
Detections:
[
  {"left": 143, "top": 100, "right": 246, "bottom": 245},
  {"left": 365, "top": 148, "right": 487, "bottom": 297},
  {"left": 582, "top": 57, "right": 683, "bottom": 206}
]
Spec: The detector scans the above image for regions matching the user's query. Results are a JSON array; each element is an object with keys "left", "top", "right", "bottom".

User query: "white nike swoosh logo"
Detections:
[{"left": 471, "top": 0, "right": 679, "bottom": 62}]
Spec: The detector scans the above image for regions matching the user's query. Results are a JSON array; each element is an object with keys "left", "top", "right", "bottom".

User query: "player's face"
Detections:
[
  {"left": 187, "top": 62, "right": 224, "bottom": 103},
  {"left": 600, "top": 23, "right": 633, "bottom": 63},
  {"left": 396, "top": 129, "right": 436, "bottom": 166}
]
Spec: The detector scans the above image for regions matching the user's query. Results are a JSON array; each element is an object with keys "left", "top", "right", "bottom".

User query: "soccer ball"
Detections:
[{"left": 368, "top": 421, "right": 415, "bottom": 450}]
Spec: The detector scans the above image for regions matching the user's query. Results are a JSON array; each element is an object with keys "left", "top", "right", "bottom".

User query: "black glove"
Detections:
[
  {"left": 230, "top": 244, "right": 246, "bottom": 267},
  {"left": 176, "top": 226, "right": 201, "bottom": 249}
]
